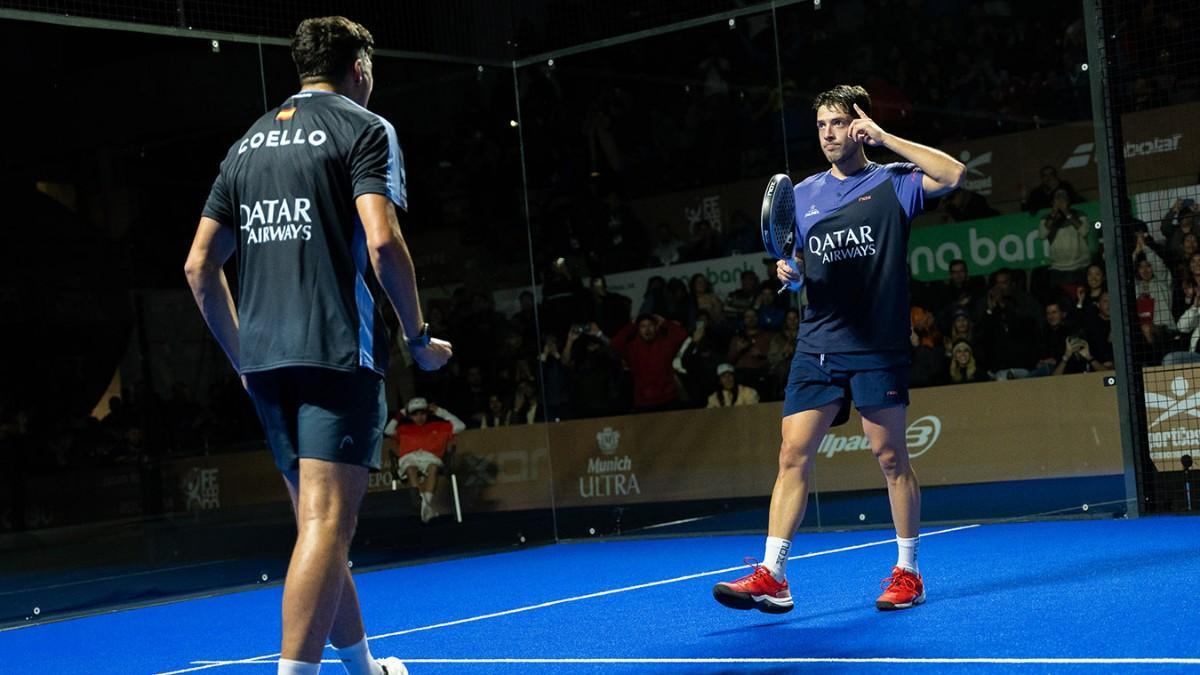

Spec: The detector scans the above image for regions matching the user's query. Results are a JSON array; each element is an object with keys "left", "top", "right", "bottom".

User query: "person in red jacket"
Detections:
[{"left": 611, "top": 313, "right": 689, "bottom": 413}]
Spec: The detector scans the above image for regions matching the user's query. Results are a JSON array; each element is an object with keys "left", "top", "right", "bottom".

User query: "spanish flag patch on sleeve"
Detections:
[{"left": 275, "top": 107, "right": 297, "bottom": 121}]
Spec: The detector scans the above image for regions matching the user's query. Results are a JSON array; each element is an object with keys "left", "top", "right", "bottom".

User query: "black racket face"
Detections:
[{"left": 760, "top": 174, "right": 795, "bottom": 259}]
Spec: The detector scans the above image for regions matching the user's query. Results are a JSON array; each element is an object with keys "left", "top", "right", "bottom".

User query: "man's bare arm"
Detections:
[
  {"left": 849, "top": 103, "right": 965, "bottom": 197},
  {"left": 184, "top": 217, "right": 240, "bottom": 371},
  {"left": 355, "top": 193, "right": 451, "bottom": 370}
]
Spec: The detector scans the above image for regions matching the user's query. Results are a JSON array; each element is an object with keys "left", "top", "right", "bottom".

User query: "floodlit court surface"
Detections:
[{"left": 2, "top": 516, "right": 1198, "bottom": 674}]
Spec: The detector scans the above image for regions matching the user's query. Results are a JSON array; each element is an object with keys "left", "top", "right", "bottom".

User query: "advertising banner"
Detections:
[
  {"left": 131, "top": 373, "right": 1122, "bottom": 519},
  {"left": 454, "top": 372, "right": 1124, "bottom": 511},
  {"left": 1142, "top": 365, "right": 1200, "bottom": 473},
  {"left": 907, "top": 202, "right": 1101, "bottom": 282}
]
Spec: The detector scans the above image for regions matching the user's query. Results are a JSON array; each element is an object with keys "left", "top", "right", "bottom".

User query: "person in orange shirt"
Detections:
[{"left": 384, "top": 397, "right": 465, "bottom": 522}]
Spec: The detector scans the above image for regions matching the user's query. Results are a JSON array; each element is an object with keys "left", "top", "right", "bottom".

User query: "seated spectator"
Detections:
[
  {"left": 509, "top": 290, "right": 539, "bottom": 348},
  {"left": 537, "top": 333, "right": 573, "bottom": 421},
  {"left": 1172, "top": 252, "right": 1200, "bottom": 320},
  {"left": 1166, "top": 273, "right": 1200, "bottom": 365},
  {"left": 727, "top": 308, "right": 776, "bottom": 390},
  {"left": 564, "top": 322, "right": 622, "bottom": 418},
  {"left": 948, "top": 340, "right": 991, "bottom": 383},
  {"left": 638, "top": 275, "right": 668, "bottom": 316},
  {"left": 478, "top": 394, "right": 515, "bottom": 428},
  {"left": 1170, "top": 232, "right": 1199, "bottom": 285},
  {"left": 1082, "top": 291, "right": 1115, "bottom": 369},
  {"left": 753, "top": 284, "right": 786, "bottom": 332},
  {"left": 540, "top": 257, "right": 591, "bottom": 341},
  {"left": 1022, "top": 166, "right": 1083, "bottom": 214},
  {"left": 612, "top": 313, "right": 689, "bottom": 413},
  {"left": 767, "top": 308, "right": 800, "bottom": 400},
  {"left": 707, "top": 363, "right": 760, "bottom": 408},
  {"left": 975, "top": 272, "right": 1039, "bottom": 378},
  {"left": 725, "top": 270, "right": 760, "bottom": 321},
  {"left": 1038, "top": 188, "right": 1092, "bottom": 293},
  {"left": 942, "top": 308, "right": 975, "bottom": 358},
  {"left": 661, "top": 277, "right": 695, "bottom": 327},
  {"left": 1074, "top": 263, "right": 1106, "bottom": 316},
  {"left": 679, "top": 312, "right": 723, "bottom": 405},
  {"left": 1161, "top": 198, "right": 1198, "bottom": 265},
  {"left": 909, "top": 307, "right": 946, "bottom": 388},
  {"left": 450, "top": 364, "right": 490, "bottom": 424},
  {"left": 725, "top": 210, "right": 759, "bottom": 255},
  {"left": 939, "top": 188, "right": 999, "bottom": 222},
  {"left": 934, "top": 259, "right": 985, "bottom": 331},
  {"left": 588, "top": 275, "right": 633, "bottom": 338},
  {"left": 1054, "top": 334, "right": 1108, "bottom": 375},
  {"left": 511, "top": 379, "right": 543, "bottom": 424},
  {"left": 680, "top": 220, "right": 726, "bottom": 262},
  {"left": 651, "top": 223, "right": 684, "bottom": 266},
  {"left": 690, "top": 273, "right": 726, "bottom": 327},
  {"left": 595, "top": 190, "right": 648, "bottom": 273},
  {"left": 1133, "top": 228, "right": 1176, "bottom": 333},
  {"left": 384, "top": 398, "right": 466, "bottom": 523},
  {"left": 1034, "top": 301, "right": 1074, "bottom": 376}
]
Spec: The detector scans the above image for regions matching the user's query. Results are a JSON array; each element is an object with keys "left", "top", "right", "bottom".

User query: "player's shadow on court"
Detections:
[
  {"left": 702, "top": 605, "right": 866, "bottom": 637},
  {"left": 929, "top": 544, "right": 1195, "bottom": 605}
]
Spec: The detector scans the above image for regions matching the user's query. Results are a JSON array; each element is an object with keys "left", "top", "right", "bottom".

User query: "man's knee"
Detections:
[
  {"left": 778, "top": 439, "right": 814, "bottom": 475},
  {"left": 298, "top": 509, "right": 359, "bottom": 542},
  {"left": 873, "top": 445, "right": 909, "bottom": 480}
]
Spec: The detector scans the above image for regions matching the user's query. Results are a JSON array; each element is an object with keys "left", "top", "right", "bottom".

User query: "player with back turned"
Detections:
[
  {"left": 713, "top": 85, "right": 965, "bottom": 613},
  {"left": 185, "top": 16, "right": 451, "bottom": 675}
]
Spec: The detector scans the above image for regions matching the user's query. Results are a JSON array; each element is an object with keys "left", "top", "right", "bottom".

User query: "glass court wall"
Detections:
[{"left": 0, "top": 0, "right": 1142, "bottom": 626}]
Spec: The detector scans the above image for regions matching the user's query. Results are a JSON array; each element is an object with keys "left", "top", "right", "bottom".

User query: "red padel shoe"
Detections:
[
  {"left": 876, "top": 566, "right": 925, "bottom": 611},
  {"left": 712, "top": 558, "right": 793, "bottom": 614}
]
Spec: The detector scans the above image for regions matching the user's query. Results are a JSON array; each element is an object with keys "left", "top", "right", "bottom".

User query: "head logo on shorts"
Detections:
[
  {"left": 905, "top": 415, "right": 942, "bottom": 459},
  {"left": 339, "top": 435, "right": 355, "bottom": 450}
]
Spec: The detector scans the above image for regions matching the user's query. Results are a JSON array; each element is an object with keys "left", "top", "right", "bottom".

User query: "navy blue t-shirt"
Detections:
[
  {"left": 202, "top": 90, "right": 406, "bottom": 376},
  {"left": 792, "top": 161, "right": 924, "bottom": 367}
]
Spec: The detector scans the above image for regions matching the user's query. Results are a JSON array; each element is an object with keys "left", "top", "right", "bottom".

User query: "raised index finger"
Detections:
[{"left": 853, "top": 103, "right": 867, "bottom": 118}]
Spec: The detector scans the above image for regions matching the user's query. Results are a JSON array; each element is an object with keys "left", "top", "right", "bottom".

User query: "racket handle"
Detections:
[{"left": 777, "top": 258, "right": 803, "bottom": 294}]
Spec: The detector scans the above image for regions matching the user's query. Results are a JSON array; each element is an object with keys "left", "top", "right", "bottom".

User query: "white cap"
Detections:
[
  {"left": 716, "top": 363, "right": 735, "bottom": 376},
  {"left": 406, "top": 397, "right": 429, "bottom": 413}
]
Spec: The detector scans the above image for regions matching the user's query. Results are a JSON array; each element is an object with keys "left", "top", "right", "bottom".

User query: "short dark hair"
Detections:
[
  {"left": 291, "top": 16, "right": 374, "bottom": 84},
  {"left": 812, "top": 84, "right": 871, "bottom": 117},
  {"left": 949, "top": 259, "right": 967, "bottom": 270}
]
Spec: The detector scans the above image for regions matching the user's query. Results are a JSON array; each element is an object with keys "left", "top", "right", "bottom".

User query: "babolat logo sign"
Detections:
[
  {"left": 580, "top": 427, "right": 641, "bottom": 498},
  {"left": 816, "top": 415, "right": 942, "bottom": 459}
]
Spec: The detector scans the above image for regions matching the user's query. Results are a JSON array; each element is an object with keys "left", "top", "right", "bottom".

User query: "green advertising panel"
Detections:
[{"left": 908, "top": 202, "right": 1101, "bottom": 282}]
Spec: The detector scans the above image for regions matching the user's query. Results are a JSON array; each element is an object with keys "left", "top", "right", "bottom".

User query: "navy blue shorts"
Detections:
[
  {"left": 244, "top": 366, "right": 386, "bottom": 472},
  {"left": 783, "top": 352, "right": 908, "bottom": 426}
]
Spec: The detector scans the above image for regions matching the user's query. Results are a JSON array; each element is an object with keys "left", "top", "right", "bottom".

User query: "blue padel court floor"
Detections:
[{"left": 2, "top": 516, "right": 1198, "bottom": 674}]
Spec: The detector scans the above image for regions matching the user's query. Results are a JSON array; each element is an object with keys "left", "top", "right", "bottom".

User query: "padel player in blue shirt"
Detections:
[
  {"left": 185, "top": 16, "right": 451, "bottom": 675},
  {"left": 714, "top": 85, "right": 964, "bottom": 613}
]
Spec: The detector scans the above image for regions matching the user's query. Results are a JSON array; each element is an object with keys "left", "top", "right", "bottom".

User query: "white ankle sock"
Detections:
[
  {"left": 277, "top": 658, "right": 321, "bottom": 675},
  {"left": 333, "top": 635, "right": 383, "bottom": 675},
  {"left": 896, "top": 535, "right": 919, "bottom": 574},
  {"left": 762, "top": 536, "right": 791, "bottom": 581}
]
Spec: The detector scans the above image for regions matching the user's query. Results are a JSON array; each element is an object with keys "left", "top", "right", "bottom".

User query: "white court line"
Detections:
[
  {"left": 155, "top": 524, "right": 979, "bottom": 675},
  {"left": 190, "top": 657, "right": 1200, "bottom": 666}
]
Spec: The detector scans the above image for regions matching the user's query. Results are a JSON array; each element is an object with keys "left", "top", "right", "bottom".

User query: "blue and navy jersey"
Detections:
[
  {"left": 792, "top": 161, "right": 924, "bottom": 365},
  {"left": 202, "top": 90, "right": 406, "bottom": 376}
]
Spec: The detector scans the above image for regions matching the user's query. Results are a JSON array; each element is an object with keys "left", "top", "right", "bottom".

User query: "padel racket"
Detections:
[{"left": 761, "top": 173, "right": 802, "bottom": 292}]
